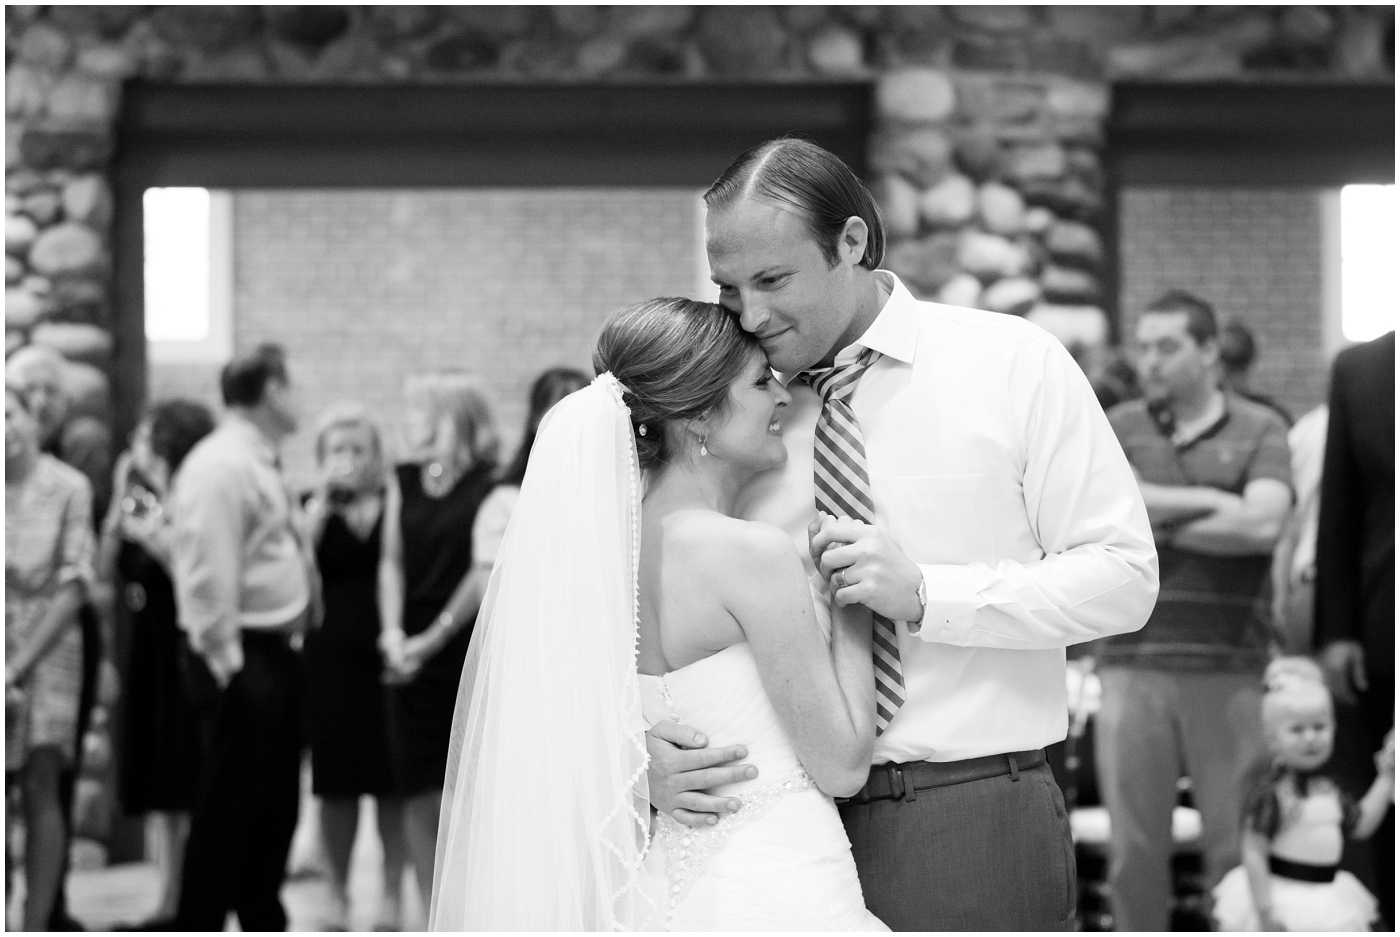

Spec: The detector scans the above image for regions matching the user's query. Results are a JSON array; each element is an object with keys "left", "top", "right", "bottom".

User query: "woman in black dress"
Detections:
[
  {"left": 302, "top": 403, "right": 406, "bottom": 930},
  {"left": 379, "top": 372, "right": 498, "bottom": 909},
  {"left": 98, "top": 399, "right": 214, "bottom": 926}
]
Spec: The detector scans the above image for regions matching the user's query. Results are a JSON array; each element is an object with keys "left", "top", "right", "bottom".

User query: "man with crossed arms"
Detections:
[{"left": 647, "top": 138, "right": 1159, "bottom": 930}]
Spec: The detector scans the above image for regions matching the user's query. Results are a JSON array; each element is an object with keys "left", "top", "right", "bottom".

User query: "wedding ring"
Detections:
[{"left": 834, "top": 569, "right": 849, "bottom": 590}]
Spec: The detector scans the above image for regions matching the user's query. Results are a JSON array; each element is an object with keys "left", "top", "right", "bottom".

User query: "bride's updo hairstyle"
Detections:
[{"left": 593, "top": 297, "right": 760, "bottom": 471}]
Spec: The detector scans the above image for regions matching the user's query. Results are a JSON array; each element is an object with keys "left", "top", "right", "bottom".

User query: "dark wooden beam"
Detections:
[
  {"left": 1109, "top": 82, "right": 1395, "bottom": 186},
  {"left": 115, "top": 82, "right": 873, "bottom": 187}
]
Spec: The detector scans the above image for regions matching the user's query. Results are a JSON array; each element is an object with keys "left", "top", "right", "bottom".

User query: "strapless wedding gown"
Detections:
[{"left": 638, "top": 642, "right": 887, "bottom": 932}]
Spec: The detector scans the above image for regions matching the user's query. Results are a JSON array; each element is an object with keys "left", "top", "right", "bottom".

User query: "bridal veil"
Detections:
[{"left": 429, "top": 373, "right": 655, "bottom": 931}]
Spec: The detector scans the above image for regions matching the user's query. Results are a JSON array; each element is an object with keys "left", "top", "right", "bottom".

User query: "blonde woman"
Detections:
[
  {"left": 6, "top": 385, "right": 95, "bottom": 930},
  {"left": 301, "top": 403, "right": 407, "bottom": 930},
  {"left": 378, "top": 373, "right": 499, "bottom": 909}
]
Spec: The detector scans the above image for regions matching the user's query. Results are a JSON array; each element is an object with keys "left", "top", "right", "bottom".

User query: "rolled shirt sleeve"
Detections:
[
  {"left": 171, "top": 460, "right": 247, "bottom": 684},
  {"left": 914, "top": 340, "right": 1159, "bottom": 650}
]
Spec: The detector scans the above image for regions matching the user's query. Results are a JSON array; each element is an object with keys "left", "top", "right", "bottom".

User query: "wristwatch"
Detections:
[{"left": 908, "top": 575, "right": 928, "bottom": 634}]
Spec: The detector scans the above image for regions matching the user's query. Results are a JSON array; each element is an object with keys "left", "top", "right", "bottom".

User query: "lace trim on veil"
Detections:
[{"left": 595, "top": 372, "right": 657, "bottom": 931}]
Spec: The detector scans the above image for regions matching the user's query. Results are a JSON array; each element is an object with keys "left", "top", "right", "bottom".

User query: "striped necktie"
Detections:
[{"left": 804, "top": 349, "right": 905, "bottom": 735}]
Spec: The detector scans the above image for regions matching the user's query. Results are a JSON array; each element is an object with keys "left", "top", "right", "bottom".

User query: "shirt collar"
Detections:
[
  {"left": 848, "top": 270, "right": 920, "bottom": 366},
  {"left": 1170, "top": 389, "right": 1228, "bottom": 449},
  {"left": 223, "top": 412, "right": 279, "bottom": 466},
  {"left": 777, "top": 270, "right": 921, "bottom": 384}
]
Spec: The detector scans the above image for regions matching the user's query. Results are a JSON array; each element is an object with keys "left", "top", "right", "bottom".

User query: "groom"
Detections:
[{"left": 647, "top": 138, "right": 1159, "bottom": 930}]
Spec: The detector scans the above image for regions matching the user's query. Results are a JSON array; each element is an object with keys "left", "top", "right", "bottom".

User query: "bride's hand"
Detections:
[
  {"left": 806, "top": 512, "right": 839, "bottom": 573},
  {"left": 811, "top": 514, "right": 924, "bottom": 622},
  {"left": 646, "top": 720, "right": 756, "bottom": 828}
]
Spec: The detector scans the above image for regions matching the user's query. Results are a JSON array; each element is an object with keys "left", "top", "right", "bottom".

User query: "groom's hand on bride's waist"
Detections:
[{"left": 647, "top": 720, "right": 757, "bottom": 828}]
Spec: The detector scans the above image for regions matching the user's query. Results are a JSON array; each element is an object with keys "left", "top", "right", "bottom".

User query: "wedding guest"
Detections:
[
  {"left": 6, "top": 345, "right": 110, "bottom": 931},
  {"left": 6, "top": 384, "right": 95, "bottom": 931},
  {"left": 99, "top": 399, "right": 215, "bottom": 928},
  {"left": 656, "top": 137, "right": 1159, "bottom": 930},
  {"left": 471, "top": 367, "right": 590, "bottom": 574},
  {"left": 302, "top": 403, "right": 406, "bottom": 931},
  {"left": 1212, "top": 658, "right": 1391, "bottom": 932},
  {"left": 170, "top": 343, "right": 313, "bottom": 931},
  {"left": 379, "top": 372, "right": 499, "bottom": 907},
  {"left": 1098, "top": 291, "right": 1292, "bottom": 930},
  {"left": 7, "top": 344, "right": 114, "bottom": 520},
  {"left": 1314, "top": 330, "right": 1395, "bottom": 927},
  {"left": 1219, "top": 320, "right": 1293, "bottom": 427}
]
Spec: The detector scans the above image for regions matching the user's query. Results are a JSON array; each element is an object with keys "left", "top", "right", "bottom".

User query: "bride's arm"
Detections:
[{"left": 724, "top": 523, "right": 875, "bottom": 797}]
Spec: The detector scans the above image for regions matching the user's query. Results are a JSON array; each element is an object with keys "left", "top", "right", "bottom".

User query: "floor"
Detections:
[{"left": 34, "top": 798, "right": 428, "bottom": 932}]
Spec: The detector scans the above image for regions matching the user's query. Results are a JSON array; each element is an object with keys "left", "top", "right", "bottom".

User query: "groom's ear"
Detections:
[{"left": 838, "top": 216, "right": 868, "bottom": 268}]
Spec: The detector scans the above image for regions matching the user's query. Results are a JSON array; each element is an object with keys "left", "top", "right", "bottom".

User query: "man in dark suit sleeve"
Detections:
[{"left": 1314, "top": 329, "right": 1394, "bottom": 928}]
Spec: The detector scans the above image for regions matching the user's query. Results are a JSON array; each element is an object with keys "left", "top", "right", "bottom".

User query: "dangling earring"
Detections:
[{"left": 699, "top": 434, "right": 708, "bottom": 457}]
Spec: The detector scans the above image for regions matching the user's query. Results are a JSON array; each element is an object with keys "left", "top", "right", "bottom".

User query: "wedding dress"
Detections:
[
  {"left": 639, "top": 642, "right": 887, "bottom": 932},
  {"left": 430, "top": 373, "right": 884, "bottom": 931}
]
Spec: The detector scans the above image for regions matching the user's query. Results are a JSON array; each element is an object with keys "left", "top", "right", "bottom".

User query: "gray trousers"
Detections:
[
  {"left": 1095, "top": 667, "right": 1269, "bottom": 932},
  {"left": 839, "top": 761, "right": 1077, "bottom": 931}
]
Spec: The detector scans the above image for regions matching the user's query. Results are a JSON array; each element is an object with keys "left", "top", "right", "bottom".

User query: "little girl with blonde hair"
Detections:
[{"left": 1213, "top": 657, "right": 1394, "bottom": 931}]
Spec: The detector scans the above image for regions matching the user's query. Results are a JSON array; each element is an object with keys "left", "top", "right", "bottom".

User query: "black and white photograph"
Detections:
[{"left": 3, "top": 3, "right": 1395, "bottom": 931}]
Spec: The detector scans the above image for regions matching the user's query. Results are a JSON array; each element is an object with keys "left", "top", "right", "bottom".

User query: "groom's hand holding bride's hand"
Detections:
[
  {"left": 809, "top": 512, "right": 924, "bottom": 623},
  {"left": 647, "top": 721, "right": 758, "bottom": 828}
]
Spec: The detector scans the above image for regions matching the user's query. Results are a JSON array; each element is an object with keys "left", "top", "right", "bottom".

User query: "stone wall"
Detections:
[{"left": 5, "top": 5, "right": 1394, "bottom": 422}]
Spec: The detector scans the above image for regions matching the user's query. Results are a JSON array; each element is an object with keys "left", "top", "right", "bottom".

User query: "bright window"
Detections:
[
  {"left": 144, "top": 187, "right": 233, "bottom": 362},
  {"left": 1340, "top": 184, "right": 1397, "bottom": 342}
]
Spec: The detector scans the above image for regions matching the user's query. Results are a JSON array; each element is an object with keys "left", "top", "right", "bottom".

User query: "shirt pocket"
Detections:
[{"left": 873, "top": 473, "right": 996, "bottom": 563}]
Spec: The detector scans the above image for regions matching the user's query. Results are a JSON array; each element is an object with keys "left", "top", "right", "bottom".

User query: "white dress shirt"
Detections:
[
  {"left": 735, "top": 272, "right": 1158, "bottom": 764},
  {"left": 171, "top": 415, "right": 310, "bottom": 685}
]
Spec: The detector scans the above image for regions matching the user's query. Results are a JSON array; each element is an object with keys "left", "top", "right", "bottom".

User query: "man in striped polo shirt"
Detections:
[{"left": 1098, "top": 290, "right": 1294, "bottom": 931}]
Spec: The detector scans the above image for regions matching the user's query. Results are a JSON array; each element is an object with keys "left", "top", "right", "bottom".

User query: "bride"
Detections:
[{"left": 430, "top": 297, "right": 886, "bottom": 931}]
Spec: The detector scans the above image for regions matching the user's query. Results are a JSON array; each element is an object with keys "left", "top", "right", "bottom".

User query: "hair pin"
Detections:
[{"left": 637, "top": 423, "right": 647, "bottom": 437}]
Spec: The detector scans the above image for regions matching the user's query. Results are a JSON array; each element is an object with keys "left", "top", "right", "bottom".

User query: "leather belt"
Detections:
[
  {"left": 1269, "top": 855, "right": 1337, "bottom": 883},
  {"left": 241, "top": 628, "right": 298, "bottom": 648},
  {"left": 838, "top": 749, "right": 1046, "bottom": 805}
]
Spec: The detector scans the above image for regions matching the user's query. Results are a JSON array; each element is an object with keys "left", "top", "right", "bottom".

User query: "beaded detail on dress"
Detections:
[
  {"left": 654, "top": 768, "right": 817, "bottom": 927},
  {"left": 651, "top": 672, "right": 817, "bottom": 929}
]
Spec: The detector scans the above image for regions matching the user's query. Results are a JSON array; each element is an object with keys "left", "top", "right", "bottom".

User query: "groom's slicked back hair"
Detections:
[
  {"left": 704, "top": 137, "right": 885, "bottom": 271},
  {"left": 594, "top": 297, "right": 759, "bottom": 471}
]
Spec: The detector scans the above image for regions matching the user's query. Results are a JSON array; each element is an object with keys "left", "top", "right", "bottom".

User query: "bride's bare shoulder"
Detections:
[{"left": 665, "top": 511, "right": 804, "bottom": 584}]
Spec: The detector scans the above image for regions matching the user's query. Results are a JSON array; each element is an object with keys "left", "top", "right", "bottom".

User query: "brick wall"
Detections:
[
  {"left": 227, "top": 187, "right": 705, "bottom": 489},
  {"left": 1119, "top": 187, "right": 1327, "bottom": 421}
]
